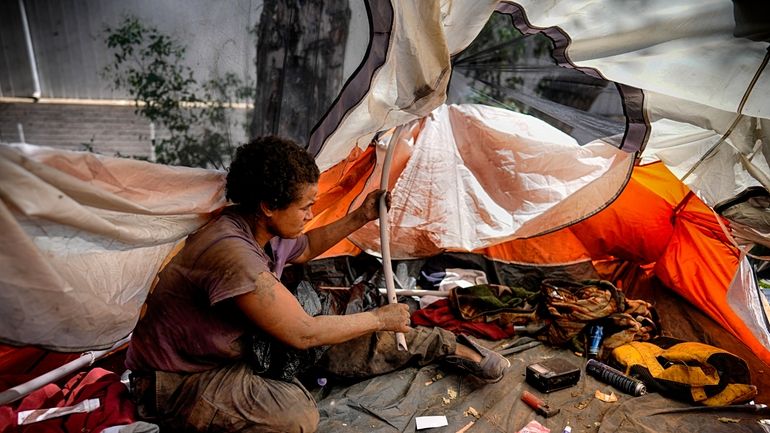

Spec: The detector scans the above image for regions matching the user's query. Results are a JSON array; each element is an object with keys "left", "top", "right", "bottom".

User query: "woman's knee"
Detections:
[
  {"left": 241, "top": 396, "right": 318, "bottom": 433},
  {"left": 242, "top": 375, "right": 319, "bottom": 432}
]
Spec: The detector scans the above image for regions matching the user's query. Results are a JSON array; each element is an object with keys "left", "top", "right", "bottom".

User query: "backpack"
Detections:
[
  {"left": 539, "top": 279, "right": 658, "bottom": 354},
  {"left": 611, "top": 337, "right": 757, "bottom": 406}
]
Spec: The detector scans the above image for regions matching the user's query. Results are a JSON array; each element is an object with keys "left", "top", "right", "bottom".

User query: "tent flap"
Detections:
[{"left": 0, "top": 144, "right": 226, "bottom": 350}]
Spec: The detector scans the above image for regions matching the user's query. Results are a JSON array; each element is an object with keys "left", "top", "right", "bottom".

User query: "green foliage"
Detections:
[{"left": 103, "top": 16, "right": 253, "bottom": 169}]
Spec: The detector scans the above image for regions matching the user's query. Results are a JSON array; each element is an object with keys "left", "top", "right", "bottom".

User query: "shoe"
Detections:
[{"left": 443, "top": 334, "right": 511, "bottom": 382}]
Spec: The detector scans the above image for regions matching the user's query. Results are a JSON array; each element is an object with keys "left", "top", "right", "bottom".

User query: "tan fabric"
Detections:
[
  {"left": 133, "top": 363, "right": 319, "bottom": 433},
  {"left": 320, "top": 326, "right": 457, "bottom": 379},
  {"left": 602, "top": 298, "right": 658, "bottom": 350},
  {"left": 541, "top": 279, "right": 620, "bottom": 346},
  {"left": 540, "top": 279, "right": 658, "bottom": 349}
]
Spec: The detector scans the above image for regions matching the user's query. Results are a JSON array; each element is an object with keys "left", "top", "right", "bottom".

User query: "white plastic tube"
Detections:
[
  {"left": 18, "top": 0, "right": 41, "bottom": 100},
  {"left": 378, "top": 288, "right": 450, "bottom": 297},
  {"left": 378, "top": 128, "right": 408, "bottom": 351},
  {"left": 0, "top": 334, "right": 132, "bottom": 406}
]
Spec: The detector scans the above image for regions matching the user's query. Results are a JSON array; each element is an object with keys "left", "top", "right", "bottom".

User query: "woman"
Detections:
[{"left": 126, "top": 136, "right": 508, "bottom": 432}]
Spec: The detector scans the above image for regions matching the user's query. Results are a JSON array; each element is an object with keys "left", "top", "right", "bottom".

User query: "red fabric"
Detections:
[
  {"left": 0, "top": 345, "right": 79, "bottom": 391},
  {"left": 411, "top": 299, "right": 515, "bottom": 340},
  {"left": 0, "top": 368, "right": 136, "bottom": 433}
]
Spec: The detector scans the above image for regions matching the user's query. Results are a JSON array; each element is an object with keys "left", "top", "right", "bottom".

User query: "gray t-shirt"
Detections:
[{"left": 125, "top": 208, "right": 308, "bottom": 373}]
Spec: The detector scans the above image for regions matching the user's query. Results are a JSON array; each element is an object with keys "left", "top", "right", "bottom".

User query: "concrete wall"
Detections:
[
  {"left": 0, "top": 102, "right": 252, "bottom": 159},
  {"left": 0, "top": 102, "right": 154, "bottom": 157}
]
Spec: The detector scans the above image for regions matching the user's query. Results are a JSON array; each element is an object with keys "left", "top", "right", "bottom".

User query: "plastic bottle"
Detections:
[{"left": 587, "top": 325, "right": 603, "bottom": 359}]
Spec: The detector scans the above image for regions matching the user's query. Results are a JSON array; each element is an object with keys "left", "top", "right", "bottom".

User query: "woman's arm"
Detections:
[
  {"left": 233, "top": 271, "right": 409, "bottom": 350},
  {"left": 293, "top": 189, "right": 389, "bottom": 263}
]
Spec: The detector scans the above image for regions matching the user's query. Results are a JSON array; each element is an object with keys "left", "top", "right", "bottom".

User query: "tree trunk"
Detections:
[{"left": 250, "top": 0, "right": 351, "bottom": 147}]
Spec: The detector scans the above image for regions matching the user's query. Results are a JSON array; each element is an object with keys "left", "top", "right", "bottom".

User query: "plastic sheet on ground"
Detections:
[{"left": 312, "top": 343, "right": 769, "bottom": 433}]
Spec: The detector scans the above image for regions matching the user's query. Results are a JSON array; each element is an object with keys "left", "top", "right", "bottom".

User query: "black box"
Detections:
[{"left": 525, "top": 358, "right": 581, "bottom": 393}]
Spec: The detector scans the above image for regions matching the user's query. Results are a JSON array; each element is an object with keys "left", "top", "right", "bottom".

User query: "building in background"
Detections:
[{"left": 0, "top": 0, "right": 369, "bottom": 160}]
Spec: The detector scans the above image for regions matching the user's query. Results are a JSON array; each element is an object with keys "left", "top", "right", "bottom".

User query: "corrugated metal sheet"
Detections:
[
  {"left": 0, "top": 1, "right": 35, "bottom": 98},
  {"left": 0, "top": 0, "right": 261, "bottom": 99}
]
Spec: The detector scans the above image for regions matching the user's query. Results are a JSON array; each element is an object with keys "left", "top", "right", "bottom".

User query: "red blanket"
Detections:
[{"left": 411, "top": 298, "right": 515, "bottom": 340}]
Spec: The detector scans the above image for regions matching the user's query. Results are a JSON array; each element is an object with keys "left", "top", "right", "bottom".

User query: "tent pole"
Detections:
[
  {"left": 378, "top": 126, "right": 408, "bottom": 351},
  {"left": 378, "top": 288, "right": 450, "bottom": 297},
  {"left": 681, "top": 48, "right": 770, "bottom": 183},
  {"left": 0, "top": 334, "right": 132, "bottom": 406}
]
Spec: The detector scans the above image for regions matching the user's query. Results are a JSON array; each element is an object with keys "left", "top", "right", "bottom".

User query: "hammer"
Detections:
[{"left": 521, "top": 390, "right": 560, "bottom": 418}]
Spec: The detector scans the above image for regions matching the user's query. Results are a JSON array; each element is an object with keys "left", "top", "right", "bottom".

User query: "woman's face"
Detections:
[{"left": 267, "top": 183, "right": 318, "bottom": 238}]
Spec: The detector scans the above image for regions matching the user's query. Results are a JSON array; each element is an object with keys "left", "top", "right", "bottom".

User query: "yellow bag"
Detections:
[{"left": 611, "top": 337, "right": 757, "bottom": 406}]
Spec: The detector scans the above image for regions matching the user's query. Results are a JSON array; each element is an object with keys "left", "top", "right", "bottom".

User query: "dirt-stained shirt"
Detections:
[{"left": 125, "top": 207, "right": 308, "bottom": 373}]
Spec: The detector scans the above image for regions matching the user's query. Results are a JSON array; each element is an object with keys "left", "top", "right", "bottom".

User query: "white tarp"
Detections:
[{"left": 0, "top": 144, "right": 225, "bottom": 350}]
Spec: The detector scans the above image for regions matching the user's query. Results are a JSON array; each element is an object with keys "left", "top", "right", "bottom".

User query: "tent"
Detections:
[
  {"left": 1, "top": 0, "right": 769, "bottom": 431},
  {"left": 307, "top": 0, "right": 770, "bottom": 370}
]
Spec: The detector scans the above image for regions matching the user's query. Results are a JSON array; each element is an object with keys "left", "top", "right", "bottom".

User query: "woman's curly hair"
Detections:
[{"left": 226, "top": 136, "right": 320, "bottom": 213}]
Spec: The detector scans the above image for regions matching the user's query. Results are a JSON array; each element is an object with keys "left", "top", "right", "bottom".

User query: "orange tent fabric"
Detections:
[
  {"left": 310, "top": 146, "right": 768, "bottom": 366},
  {"left": 487, "top": 163, "right": 767, "bottom": 366},
  {"left": 311, "top": 146, "right": 375, "bottom": 258},
  {"left": 570, "top": 163, "right": 765, "bottom": 362}
]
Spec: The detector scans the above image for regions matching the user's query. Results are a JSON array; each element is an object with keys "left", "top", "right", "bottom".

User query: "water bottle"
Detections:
[{"left": 587, "top": 325, "right": 603, "bottom": 359}]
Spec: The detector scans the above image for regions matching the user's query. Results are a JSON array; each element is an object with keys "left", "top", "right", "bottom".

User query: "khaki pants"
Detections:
[{"left": 132, "top": 326, "right": 457, "bottom": 433}]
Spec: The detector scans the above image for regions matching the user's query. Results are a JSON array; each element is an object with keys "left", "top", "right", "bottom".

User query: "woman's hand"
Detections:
[
  {"left": 358, "top": 189, "right": 391, "bottom": 222},
  {"left": 372, "top": 303, "right": 411, "bottom": 333}
]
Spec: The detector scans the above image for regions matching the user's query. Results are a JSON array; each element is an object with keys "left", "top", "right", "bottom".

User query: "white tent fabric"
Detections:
[
  {"left": 314, "top": 0, "right": 769, "bottom": 245},
  {"left": 315, "top": 0, "right": 769, "bottom": 171},
  {"left": 729, "top": 254, "right": 770, "bottom": 350},
  {"left": 506, "top": 0, "right": 770, "bottom": 242},
  {"left": 510, "top": 0, "right": 768, "bottom": 117},
  {"left": 0, "top": 144, "right": 225, "bottom": 350},
  {"left": 640, "top": 117, "right": 770, "bottom": 206},
  {"left": 348, "top": 104, "right": 634, "bottom": 257},
  {"left": 313, "top": 0, "right": 498, "bottom": 171}
]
